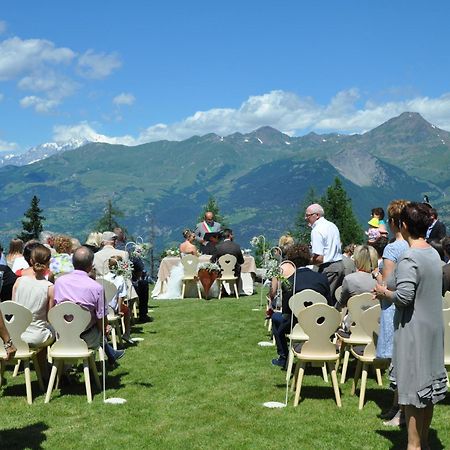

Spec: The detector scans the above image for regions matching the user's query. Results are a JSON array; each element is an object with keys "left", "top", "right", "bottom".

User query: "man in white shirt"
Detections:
[{"left": 305, "top": 203, "right": 344, "bottom": 304}]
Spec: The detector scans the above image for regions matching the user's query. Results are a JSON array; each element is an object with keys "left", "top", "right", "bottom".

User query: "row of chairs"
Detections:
[{"left": 280, "top": 290, "right": 450, "bottom": 408}]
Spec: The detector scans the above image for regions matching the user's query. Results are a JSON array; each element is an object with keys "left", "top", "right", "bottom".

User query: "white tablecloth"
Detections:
[{"left": 152, "top": 255, "right": 256, "bottom": 298}]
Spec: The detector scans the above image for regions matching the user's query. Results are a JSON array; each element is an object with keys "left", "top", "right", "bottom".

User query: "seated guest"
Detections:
[
  {"left": 6, "top": 238, "right": 24, "bottom": 269},
  {"left": 342, "top": 244, "right": 356, "bottom": 276},
  {"left": 442, "top": 237, "right": 450, "bottom": 296},
  {"left": 103, "top": 256, "right": 135, "bottom": 344},
  {"left": 336, "top": 245, "right": 378, "bottom": 310},
  {"left": 54, "top": 246, "right": 124, "bottom": 365},
  {"left": 84, "top": 232, "right": 103, "bottom": 253},
  {"left": 50, "top": 235, "right": 74, "bottom": 277},
  {"left": 0, "top": 244, "right": 17, "bottom": 301},
  {"left": 39, "top": 230, "right": 56, "bottom": 256},
  {"left": 179, "top": 229, "right": 199, "bottom": 256},
  {"left": 12, "top": 244, "right": 55, "bottom": 378},
  {"left": 15, "top": 240, "right": 41, "bottom": 278},
  {"left": 278, "top": 234, "right": 294, "bottom": 256},
  {"left": 271, "top": 244, "right": 331, "bottom": 368},
  {"left": 94, "top": 232, "right": 129, "bottom": 277},
  {"left": 211, "top": 228, "right": 244, "bottom": 277}
]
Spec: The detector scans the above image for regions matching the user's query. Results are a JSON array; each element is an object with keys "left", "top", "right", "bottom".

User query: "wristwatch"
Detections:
[{"left": 3, "top": 338, "right": 13, "bottom": 350}]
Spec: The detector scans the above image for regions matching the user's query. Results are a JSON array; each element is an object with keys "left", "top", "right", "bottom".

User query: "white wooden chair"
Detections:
[
  {"left": 336, "top": 292, "right": 374, "bottom": 384},
  {"left": 442, "top": 307, "right": 450, "bottom": 386},
  {"left": 98, "top": 279, "right": 123, "bottom": 350},
  {"left": 181, "top": 255, "right": 202, "bottom": 299},
  {"left": 443, "top": 291, "right": 450, "bottom": 310},
  {"left": 350, "top": 303, "right": 389, "bottom": 409},
  {"left": 291, "top": 303, "right": 342, "bottom": 407},
  {"left": 0, "top": 301, "right": 45, "bottom": 404},
  {"left": 217, "top": 254, "right": 239, "bottom": 299},
  {"left": 285, "top": 290, "right": 327, "bottom": 383},
  {"left": 45, "top": 302, "right": 101, "bottom": 403}
]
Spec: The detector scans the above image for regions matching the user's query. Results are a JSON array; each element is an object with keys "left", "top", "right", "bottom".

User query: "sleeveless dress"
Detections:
[{"left": 13, "top": 276, "right": 54, "bottom": 347}]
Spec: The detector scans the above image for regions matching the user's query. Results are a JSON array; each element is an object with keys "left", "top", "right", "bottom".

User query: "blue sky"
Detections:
[{"left": 1, "top": 0, "right": 450, "bottom": 152}]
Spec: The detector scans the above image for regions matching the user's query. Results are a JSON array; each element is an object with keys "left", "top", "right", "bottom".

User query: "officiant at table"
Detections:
[{"left": 195, "top": 211, "right": 221, "bottom": 251}]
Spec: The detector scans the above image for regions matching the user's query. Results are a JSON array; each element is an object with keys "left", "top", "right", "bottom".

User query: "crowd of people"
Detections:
[
  {"left": 267, "top": 201, "right": 448, "bottom": 450},
  {"left": 0, "top": 227, "right": 153, "bottom": 381}
]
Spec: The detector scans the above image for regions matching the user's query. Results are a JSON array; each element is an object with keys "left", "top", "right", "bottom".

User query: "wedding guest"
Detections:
[
  {"left": 113, "top": 227, "right": 127, "bottom": 251},
  {"left": 94, "top": 231, "right": 129, "bottom": 277},
  {"left": 305, "top": 203, "right": 344, "bottom": 303},
  {"left": 39, "top": 231, "right": 56, "bottom": 256},
  {"left": 278, "top": 234, "right": 294, "bottom": 255},
  {"left": 442, "top": 236, "right": 450, "bottom": 295},
  {"left": 425, "top": 207, "right": 446, "bottom": 242},
  {"left": 195, "top": 211, "right": 221, "bottom": 250},
  {"left": 0, "top": 244, "right": 17, "bottom": 301},
  {"left": 271, "top": 244, "right": 331, "bottom": 368},
  {"left": 179, "top": 229, "right": 199, "bottom": 256},
  {"left": 374, "top": 202, "right": 446, "bottom": 450},
  {"left": 6, "top": 239, "right": 24, "bottom": 269},
  {"left": 342, "top": 243, "right": 356, "bottom": 276},
  {"left": 50, "top": 235, "right": 74, "bottom": 277},
  {"left": 84, "top": 232, "right": 102, "bottom": 253},
  {"left": 15, "top": 240, "right": 40, "bottom": 277},
  {"left": 12, "top": 244, "right": 55, "bottom": 378}
]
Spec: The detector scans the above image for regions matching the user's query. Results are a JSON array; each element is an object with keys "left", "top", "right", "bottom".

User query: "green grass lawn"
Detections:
[{"left": 1, "top": 289, "right": 450, "bottom": 450}]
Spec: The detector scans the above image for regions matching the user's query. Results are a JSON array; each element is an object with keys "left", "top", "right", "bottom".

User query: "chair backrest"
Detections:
[
  {"left": 96, "top": 278, "right": 118, "bottom": 304},
  {"left": 218, "top": 254, "right": 237, "bottom": 279},
  {"left": 358, "top": 304, "right": 381, "bottom": 358},
  {"left": 289, "top": 289, "right": 327, "bottom": 318},
  {"left": 347, "top": 293, "right": 375, "bottom": 340},
  {"left": 443, "top": 292, "right": 450, "bottom": 310},
  {"left": 442, "top": 308, "right": 450, "bottom": 363},
  {"left": 0, "top": 301, "right": 32, "bottom": 357},
  {"left": 47, "top": 302, "right": 91, "bottom": 355},
  {"left": 334, "top": 286, "right": 342, "bottom": 304},
  {"left": 297, "top": 303, "right": 341, "bottom": 357},
  {"left": 181, "top": 254, "right": 199, "bottom": 278}
]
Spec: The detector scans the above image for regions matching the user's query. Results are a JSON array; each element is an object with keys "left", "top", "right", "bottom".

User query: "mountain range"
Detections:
[{"left": 0, "top": 112, "right": 448, "bottom": 250}]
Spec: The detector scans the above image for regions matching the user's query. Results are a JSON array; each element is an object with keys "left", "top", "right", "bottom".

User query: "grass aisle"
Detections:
[{"left": 1, "top": 290, "right": 450, "bottom": 449}]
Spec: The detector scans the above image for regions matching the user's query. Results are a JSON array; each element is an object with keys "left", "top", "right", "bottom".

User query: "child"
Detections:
[{"left": 366, "top": 207, "right": 388, "bottom": 243}]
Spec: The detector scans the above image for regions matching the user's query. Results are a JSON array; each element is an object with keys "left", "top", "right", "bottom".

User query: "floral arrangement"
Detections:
[
  {"left": 250, "top": 236, "right": 264, "bottom": 247},
  {"left": 110, "top": 259, "right": 134, "bottom": 279},
  {"left": 131, "top": 242, "right": 152, "bottom": 259},
  {"left": 261, "top": 253, "right": 291, "bottom": 287},
  {"left": 197, "top": 262, "right": 221, "bottom": 273},
  {"left": 163, "top": 247, "right": 180, "bottom": 257}
]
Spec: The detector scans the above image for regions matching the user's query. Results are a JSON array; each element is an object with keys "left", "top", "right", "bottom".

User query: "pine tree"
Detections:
[
  {"left": 197, "top": 196, "right": 227, "bottom": 226},
  {"left": 320, "top": 177, "right": 364, "bottom": 246},
  {"left": 95, "top": 199, "right": 125, "bottom": 232},
  {"left": 292, "top": 186, "right": 320, "bottom": 244},
  {"left": 18, "top": 195, "right": 46, "bottom": 242}
]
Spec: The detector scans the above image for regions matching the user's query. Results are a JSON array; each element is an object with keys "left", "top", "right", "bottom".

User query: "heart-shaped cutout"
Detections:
[
  {"left": 304, "top": 301, "right": 313, "bottom": 307},
  {"left": 64, "top": 314, "right": 74, "bottom": 322}
]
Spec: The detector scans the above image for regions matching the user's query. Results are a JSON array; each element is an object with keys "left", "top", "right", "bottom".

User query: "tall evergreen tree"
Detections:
[
  {"left": 197, "top": 196, "right": 227, "bottom": 226},
  {"left": 95, "top": 199, "right": 124, "bottom": 231},
  {"left": 292, "top": 186, "right": 320, "bottom": 244},
  {"left": 18, "top": 195, "right": 46, "bottom": 242},
  {"left": 320, "top": 177, "right": 364, "bottom": 246}
]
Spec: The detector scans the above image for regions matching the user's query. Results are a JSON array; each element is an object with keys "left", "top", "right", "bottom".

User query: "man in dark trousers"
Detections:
[
  {"left": 271, "top": 243, "right": 331, "bottom": 368},
  {"left": 211, "top": 228, "right": 244, "bottom": 277}
]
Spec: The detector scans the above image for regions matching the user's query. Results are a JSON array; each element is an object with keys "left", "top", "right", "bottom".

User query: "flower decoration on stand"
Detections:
[
  {"left": 262, "top": 253, "right": 291, "bottom": 288},
  {"left": 131, "top": 242, "right": 151, "bottom": 259},
  {"left": 110, "top": 259, "right": 134, "bottom": 279},
  {"left": 197, "top": 262, "right": 221, "bottom": 274},
  {"left": 163, "top": 247, "right": 181, "bottom": 257}
]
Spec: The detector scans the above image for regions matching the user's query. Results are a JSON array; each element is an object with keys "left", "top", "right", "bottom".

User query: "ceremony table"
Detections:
[{"left": 151, "top": 255, "right": 257, "bottom": 298}]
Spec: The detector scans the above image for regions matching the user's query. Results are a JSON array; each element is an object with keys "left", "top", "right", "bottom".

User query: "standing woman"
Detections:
[{"left": 374, "top": 203, "right": 446, "bottom": 450}]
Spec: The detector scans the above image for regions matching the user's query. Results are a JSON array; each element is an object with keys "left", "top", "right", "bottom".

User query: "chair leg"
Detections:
[
  {"left": 340, "top": 348, "right": 350, "bottom": 384},
  {"left": 286, "top": 348, "right": 294, "bottom": 383},
  {"left": 197, "top": 282, "right": 202, "bottom": 299},
  {"left": 23, "top": 360, "right": 33, "bottom": 405},
  {"left": 375, "top": 367, "right": 383, "bottom": 386},
  {"left": 83, "top": 359, "right": 92, "bottom": 403},
  {"left": 32, "top": 354, "right": 45, "bottom": 392},
  {"left": 234, "top": 281, "right": 239, "bottom": 299},
  {"left": 351, "top": 360, "right": 362, "bottom": 396},
  {"left": 322, "top": 363, "right": 329, "bottom": 383},
  {"left": 121, "top": 316, "right": 126, "bottom": 335},
  {"left": 218, "top": 281, "right": 223, "bottom": 300},
  {"left": 132, "top": 300, "right": 138, "bottom": 319},
  {"left": 181, "top": 281, "right": 186, "bottom": 299},
  {"left": 359, "top": 364, "right": 368, "bottom": 410},
  {"left": 294, "top": 362, "right": 305, "bottom": 406},
  {"left": 110, "top": 327, "right": 117, "bottom": 350},
  {"left": 329, "top": 363, "right": 342, "bottom": 407},
  {"left": 13, "top": 360, "right": 21, "bottom": 377},
  {"left": 291, "top": 361, "right": 299, "bottom": 391},
  {"left": 89, "top": 356, "right": 101, "bottom": 390},
  {"left": 45, "top": 363, "right": 59, "bottom": 403}
]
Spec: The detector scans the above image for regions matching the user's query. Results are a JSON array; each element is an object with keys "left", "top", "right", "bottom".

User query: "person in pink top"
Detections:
[{"left": 54, "top": 246, "right": 124, "bottom": 364}]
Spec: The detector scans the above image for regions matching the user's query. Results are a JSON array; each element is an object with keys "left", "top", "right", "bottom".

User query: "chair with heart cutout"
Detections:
[{"left": 217, "top": 254, "right": 239, "bottom": 299}]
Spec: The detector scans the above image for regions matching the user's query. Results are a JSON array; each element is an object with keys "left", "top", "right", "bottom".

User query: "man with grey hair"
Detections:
[
  {"left": 39, "top": 230, "right": 56, "bottom": 256},
  {"left": 305, "top": 203, "right": 344, "bottom": 304},
  {"left": 93, "top": 231, "right": 129, "bottom": 276}
]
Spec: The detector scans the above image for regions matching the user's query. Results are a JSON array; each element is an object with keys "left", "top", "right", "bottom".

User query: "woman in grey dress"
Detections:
[{"left": 374, "top": 202, "right": 446, "bottom": 450}]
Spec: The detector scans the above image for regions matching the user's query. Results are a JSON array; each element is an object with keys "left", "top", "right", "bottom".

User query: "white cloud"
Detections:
[
  {"left": 77, "top": 50, "right": 121, "bottom": 79},
  {"left": 113, "top": 92, "right": 135, "bottom": 106},
  {"left": 0, "top": 21, "right": 6, "bottom": 35},
  {"left": 52, "top": 90, "right": 450, "bottom": 146},
  {"left": 0, "top": 138, "right": 18, "bottom": 152},
  {"left": 20, "top": 95, "right": 60, "bottom": 113},
  {"left": 0, "top": 37, "right": 75, "bottom": 81}
]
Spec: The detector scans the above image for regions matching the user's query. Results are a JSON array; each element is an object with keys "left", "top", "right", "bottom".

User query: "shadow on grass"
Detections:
[
  {"left": 376, "top": 427, "right": 444, "bottom": 450},
  {"left": 0, "top": 421, "right": 48, "bottom": 449}
]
